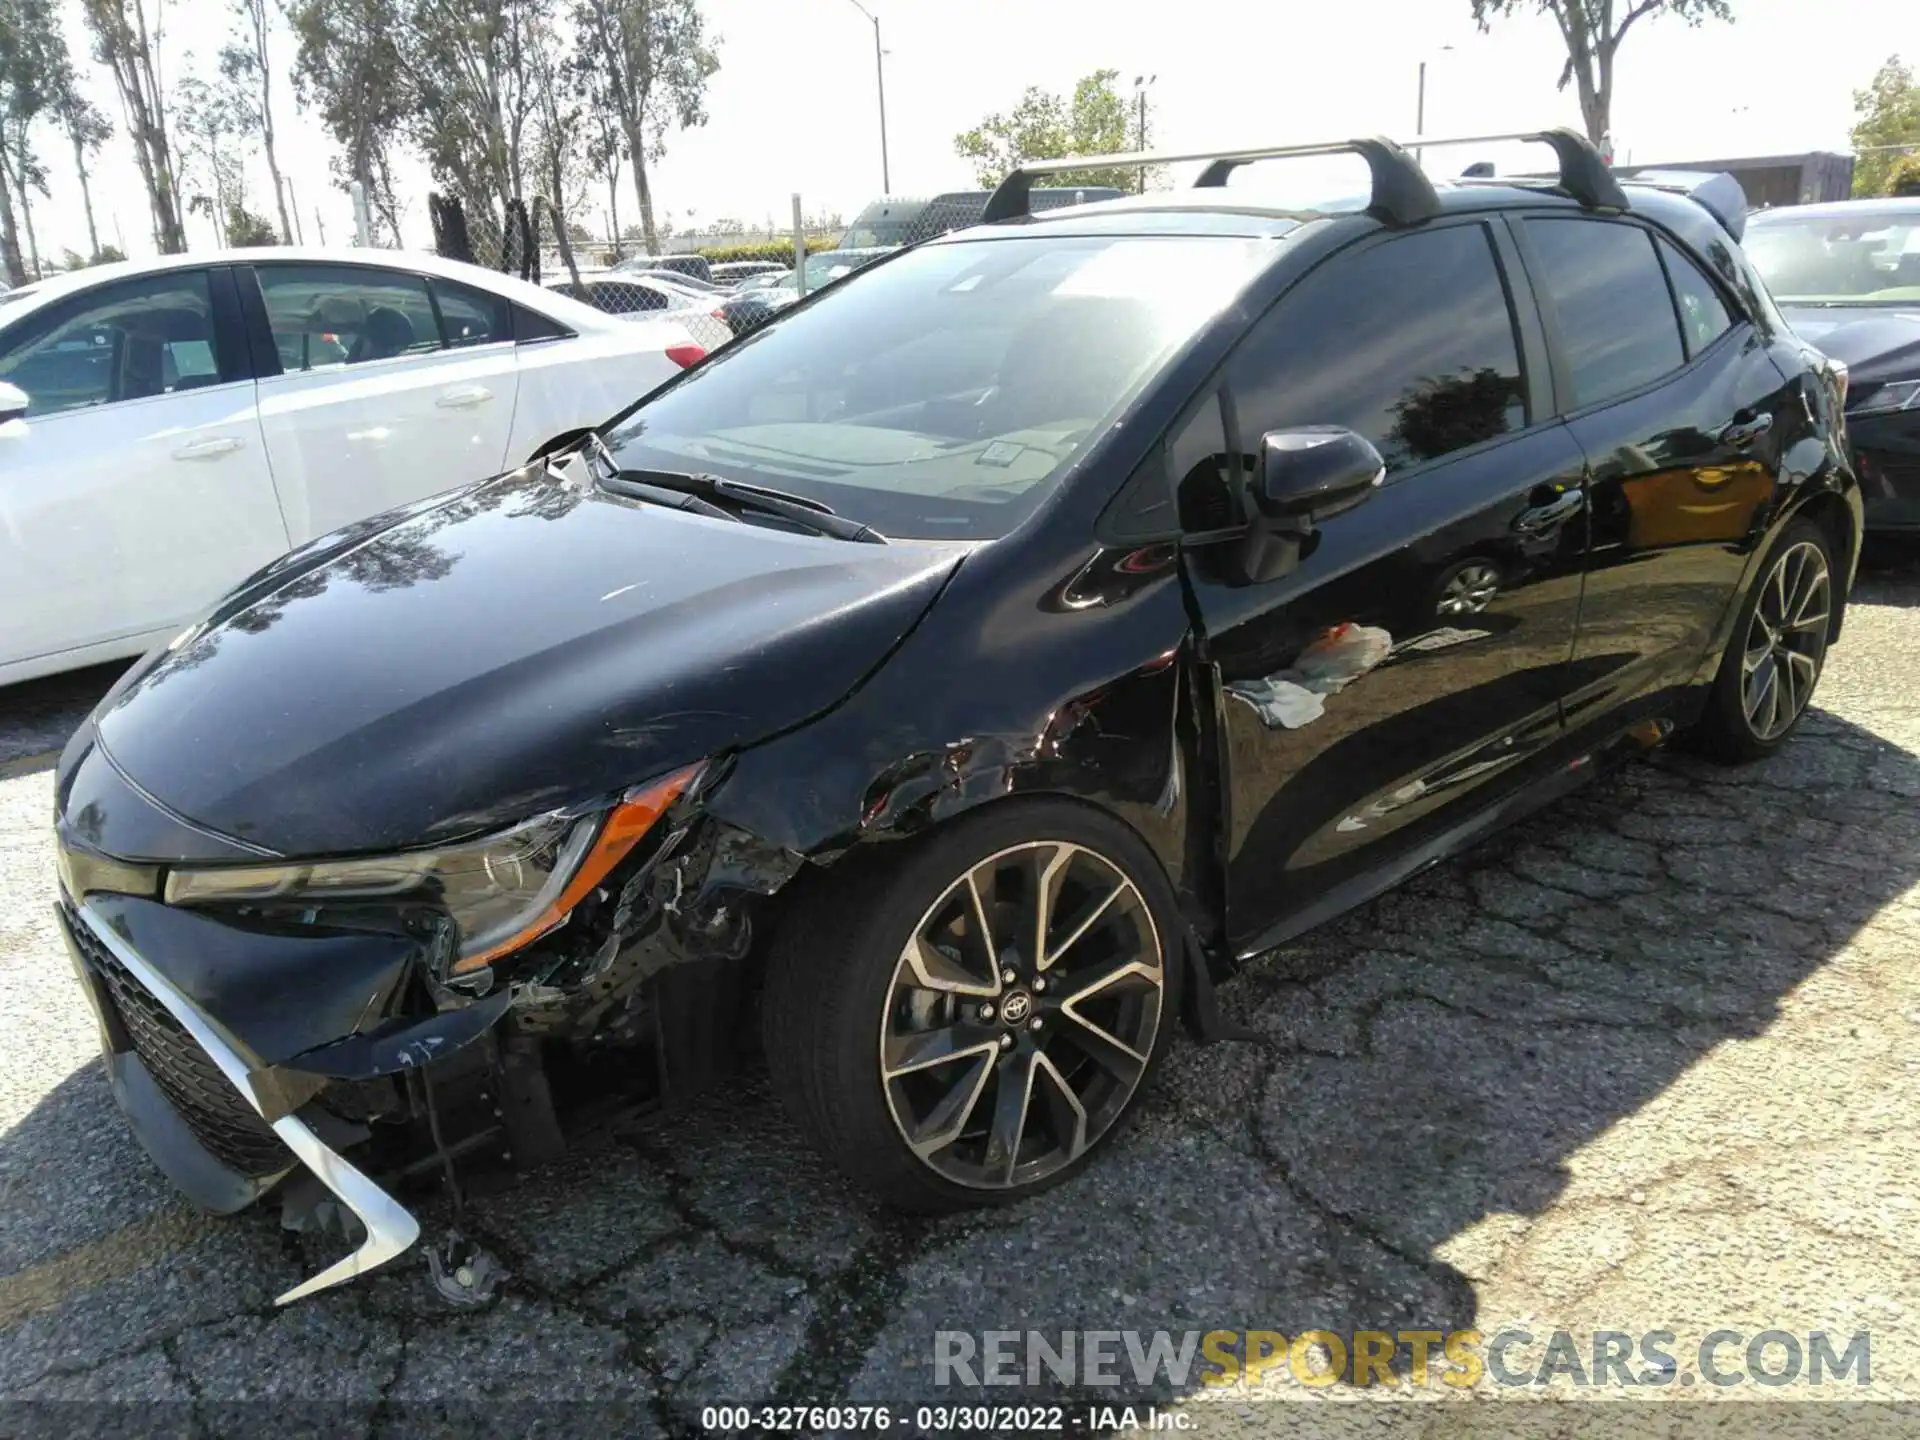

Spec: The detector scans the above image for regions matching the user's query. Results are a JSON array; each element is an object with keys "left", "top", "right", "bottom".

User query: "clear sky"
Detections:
[{"left": 26, "top": 0, "right": 1916, "bottom": 262}]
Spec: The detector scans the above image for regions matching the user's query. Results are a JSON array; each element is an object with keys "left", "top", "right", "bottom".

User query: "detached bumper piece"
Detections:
[{"left": 61, "top": 902, "right": 421, "bottom": 1304}]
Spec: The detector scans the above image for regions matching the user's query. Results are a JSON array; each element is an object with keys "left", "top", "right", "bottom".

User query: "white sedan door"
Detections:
[
  {"left": 0, "top": 268, "right": 288, "bottom": 678},
  {"left": 246, "top": 261, "right": 521, "bottom": 542}
]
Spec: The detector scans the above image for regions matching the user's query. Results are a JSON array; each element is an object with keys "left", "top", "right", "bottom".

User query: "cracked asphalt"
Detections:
[{"left": 3, "top": 549, "right": 1920, "bottom": 1436}]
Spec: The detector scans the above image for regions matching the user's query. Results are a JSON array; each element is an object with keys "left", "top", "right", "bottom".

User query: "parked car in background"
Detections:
[
  {"left": 1747, "top": 198, "right": 1920, "bottom": 532},
  {"left": 546, "top": 271, "right": 735, "bottom": 351},
  {"left": 623, "top": 268, "right": 721, "bottom": 293},
  {"left": 838, "top": 187, "right": 1125, "bottom": 249},
  {"left": 613, "top": 253, "right": 714, "bottom": 284},
  {"left": 709, "top": 286, "right": 793, "bottom": 339},
  {"left": 1612, "top": 152, "right": 1855, "bottom": 209},
  {"left": 48, "top": 131, "right": 1858, "bottom": 1305},
  {"left": 0, "top": 248, "right": 700, "bottom": 686},
  {"left": 710, "top": 261, "right": 788, "bottom": 287},
  {"left": 744, "top": 247, "right": 895, "bottom": 299}
]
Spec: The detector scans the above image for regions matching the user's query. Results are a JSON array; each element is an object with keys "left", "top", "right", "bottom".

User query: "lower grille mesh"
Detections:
[{"left": 69, "top": 910, "right": 293, "bottom": 1179}]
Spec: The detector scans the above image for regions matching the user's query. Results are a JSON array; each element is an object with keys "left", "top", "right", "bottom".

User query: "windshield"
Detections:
[
  {"left": 605, "top": 233, "right": 1276, "bottom": 540},
  {"left": 1746, "top": 209, "right": 1920, "bottom": 305}
]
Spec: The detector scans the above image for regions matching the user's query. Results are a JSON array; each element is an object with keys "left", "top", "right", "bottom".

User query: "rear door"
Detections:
[
  {"left": 1511, "top": 214, "right": 1802, "bottom": 730},
  {"left": 0, "top": 267, "right": 285, "bottom": 669},
  {"left": 245, "top": 262, "right": 521, "bottom": 542},
  {"left": 1178, "top": 219, "right": 1591, "bottom": 954}
]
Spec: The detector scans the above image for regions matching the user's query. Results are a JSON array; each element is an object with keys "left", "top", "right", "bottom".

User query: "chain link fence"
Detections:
[{"left": 426, "top": 192, "right": 810, "bottom": 352}]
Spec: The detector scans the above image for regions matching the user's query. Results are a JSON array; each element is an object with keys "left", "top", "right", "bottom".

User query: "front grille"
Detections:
[{"left": 68, "top": 910, "right": 293, "bottom": 1179}]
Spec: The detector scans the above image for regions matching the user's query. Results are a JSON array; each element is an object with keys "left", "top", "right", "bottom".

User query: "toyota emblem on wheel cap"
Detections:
[{"left": 1000, "top": 990, "right": 1032, "bottom": 1024}]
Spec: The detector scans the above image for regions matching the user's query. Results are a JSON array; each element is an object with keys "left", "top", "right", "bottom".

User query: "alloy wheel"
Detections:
[
  {"left": 1438, "top": 561, "right": 1501, "bottom": 617},
  {"left": 1742, "top": 540, "right": 1830, "bottom": 742},
  {"left": 878, "top": 841, "right": 1164, "bottom": 1190}
]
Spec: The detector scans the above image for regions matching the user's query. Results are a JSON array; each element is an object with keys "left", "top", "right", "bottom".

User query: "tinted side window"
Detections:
[
  {"left": 513, "top": 303, "right": 570, "bottom": 342},
  {"left": 1654, "top": 235, "right": 1734, "bottom": 358},
  {"left": 1171, "top": 393, "right": 1234, "bottom": 532},
  {"left": 0, "top": 272, "right": 221, "bottom": 418},
  {"left": 1226, "top": 224, "right": 1526, "bottom": 477},
  {"left": 256, "top": 264, "right": 442, "bottom": 371},
  {"left": 1524, "top": 219, "right": 1684, "bottom": 408},
  {"left": 431, "top": 278, "right": 511, "bottom": 348}
]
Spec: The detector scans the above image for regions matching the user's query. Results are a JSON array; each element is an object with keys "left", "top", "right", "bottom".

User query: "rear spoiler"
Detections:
[{"left": 1611, "top": 170, "right": 1749, "bottom": 242}]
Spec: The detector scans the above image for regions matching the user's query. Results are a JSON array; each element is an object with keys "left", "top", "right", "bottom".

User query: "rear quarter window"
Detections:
[{"left": 1523, "top": 218, "right": 1686, "bottom": 409}]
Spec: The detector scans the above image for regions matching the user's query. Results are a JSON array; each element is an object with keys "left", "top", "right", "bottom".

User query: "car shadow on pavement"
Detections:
[
  {"left": 0, "top": 662, "right": 127, "bottom": 776},
  {"left": 1, "top": 706, "right": 1917, "bottom": 1423}
]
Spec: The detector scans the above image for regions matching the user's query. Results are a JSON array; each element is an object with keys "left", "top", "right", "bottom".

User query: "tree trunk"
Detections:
[
  {"left": 0, "top": 162, "right": 24, "bottom": 287},
  {"left": 262, "top": 102, "right": 291, "bottom": 241},
  {"left": 251, "top": 1, "right": 292, "bottom": 241},
  {"left": 129, "top": 0, "right": 186, "bottom": 252},
  {"left": 18, "top": 180, "right": 39, "bottom": 278},
  {"left": 71, "top": 131, "right": 103, "bottom": 258},
  {"left": 624, "top": 118, "right": 656, "bottom": 252},
  {"left": 606, "top": 168, "right": 620, "bottom": 256}
]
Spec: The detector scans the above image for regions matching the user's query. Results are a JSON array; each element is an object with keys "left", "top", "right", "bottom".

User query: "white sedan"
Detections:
[{"left": 0, "top": 247, "right": 704, "bottom": 686}]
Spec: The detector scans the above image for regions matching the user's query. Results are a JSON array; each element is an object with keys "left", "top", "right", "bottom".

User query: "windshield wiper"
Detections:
[{"left": 601, "top": 466, "right": 887, "bottom": 544}]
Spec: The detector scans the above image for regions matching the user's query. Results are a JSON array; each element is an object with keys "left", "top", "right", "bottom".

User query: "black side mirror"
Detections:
[
  {"left": 0, "top": 381, "right": 26, "bottom": 425},
  {"left": 1255, "top": 426, "right": 1385, "bottom": 523}
]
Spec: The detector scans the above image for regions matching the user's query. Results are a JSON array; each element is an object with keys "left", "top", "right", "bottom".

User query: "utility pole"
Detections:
[
  {"left": 847, "top": 0, "right": 891, "bottom": 192},
  {"left": 283, "top": 176, "right": 305, "bottom": 244},
  {"left": 1133, "top": 74, "right": 1156, "bottom": 193}
]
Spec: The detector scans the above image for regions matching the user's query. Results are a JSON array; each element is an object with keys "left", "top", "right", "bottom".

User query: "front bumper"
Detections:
[{"left": 58, "top": 900, "right": 421, "bottom": 1304}]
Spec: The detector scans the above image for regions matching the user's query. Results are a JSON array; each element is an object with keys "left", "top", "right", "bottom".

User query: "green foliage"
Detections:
[
  {"left": 286, "top": 0, "right": 410, "bottom": 241},
  {"left": 55, "top": 244, "right": 125, "bottom": 269},
  {"left": 955, "top": 68, "right": 1148, "bottom": 192},
  {"left": 0, "top": 0, "right": 67, "bottom": 281},
  {"left": 691, "top": 237, "right": 836, "bottom": 264},
  {"left": 1888, "top": 155, "right": 1920, "bottom": 197},
  {"left": 572, "top": 0, "right": 720, "bottom": 251},
  {"left": 1851, "top": 56, "right": 1920, "bottom": 196},
  {"left": 225, "top": 203, "right": 279, "bottom": 246}
]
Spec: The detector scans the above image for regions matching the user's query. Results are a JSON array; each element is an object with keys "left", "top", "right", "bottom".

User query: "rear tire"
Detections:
[
  {"left": 1688, "top": 517, "right": 1834, "bottom": 762},
  {"left": 762, "top": 800, "right": 1183, "bottom": 1212}
]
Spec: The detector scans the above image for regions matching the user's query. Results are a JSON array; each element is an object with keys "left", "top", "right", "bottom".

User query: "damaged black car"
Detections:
[{"left": 54, "top": 130, "right": 1860, "bottom": 1303}]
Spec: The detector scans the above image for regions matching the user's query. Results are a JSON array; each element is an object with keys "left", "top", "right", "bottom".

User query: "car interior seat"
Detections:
[{"left": 352, "top": 306, "right": 419, "bottom": 363}]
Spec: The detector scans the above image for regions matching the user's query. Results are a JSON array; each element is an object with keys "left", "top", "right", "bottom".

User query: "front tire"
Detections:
[
  {"left": 762, "top": 800, "right": 1181, "bottom": 1212},
  {"left": 1690, "top": 517, "right": 1834, "bottom": 761}
]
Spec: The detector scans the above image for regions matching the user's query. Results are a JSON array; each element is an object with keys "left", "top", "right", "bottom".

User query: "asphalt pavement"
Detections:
[{"left": 3, "top": 548, "right": 1919, "bottom": 1435}]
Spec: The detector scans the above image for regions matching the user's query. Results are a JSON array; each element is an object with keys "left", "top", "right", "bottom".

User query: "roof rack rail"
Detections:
[{"left": 979, "top": 126, "right": 1626, "bottom": 229}]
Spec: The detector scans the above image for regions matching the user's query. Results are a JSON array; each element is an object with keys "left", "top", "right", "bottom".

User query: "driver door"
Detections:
[{"left": 1178, "top": 219, "right": 1590, "bottom": 954}]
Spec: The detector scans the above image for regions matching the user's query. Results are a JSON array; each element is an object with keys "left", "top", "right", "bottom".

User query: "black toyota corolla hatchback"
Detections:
[{"left": 54, "top": 130, "right": 1860, "bottom": 1302}]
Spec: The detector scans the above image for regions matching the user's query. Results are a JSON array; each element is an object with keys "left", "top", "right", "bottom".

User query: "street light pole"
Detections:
[
  {"left": 1416, "top": 60, "right": 1426, "bottom": 164},
  {"left": 1132, "top": 74, "right": 1156, "bottom": 194},
  {"left": 848, "top": 0, "right": 890, "bottom": 192},
  {"left": 1415, "top": 45, "right": 1451, "bottom": 166}
]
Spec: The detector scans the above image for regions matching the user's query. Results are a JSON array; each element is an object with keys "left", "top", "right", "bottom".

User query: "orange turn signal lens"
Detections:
[{"left": 450, "top": 764, "right": 701, "bottom": 974}]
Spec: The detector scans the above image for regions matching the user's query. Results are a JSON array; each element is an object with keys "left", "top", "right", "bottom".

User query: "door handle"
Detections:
[
  {"left": 1718, "top": 413, "right": 1774, "bottom": 448},
  {"left": 172, "top": 436, "right": 244, "bottom": 460},
  {"left": 435, "top": 385, "right": 493, "bottom": 409},
  {"left": 1512, "top": 488, "right": 1585, "bottom": 535}
]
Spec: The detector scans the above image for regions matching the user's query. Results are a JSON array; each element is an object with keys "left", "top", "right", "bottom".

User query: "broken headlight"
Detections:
[{"left": 163, "top": 765, "right": 700, "bottom": 974}]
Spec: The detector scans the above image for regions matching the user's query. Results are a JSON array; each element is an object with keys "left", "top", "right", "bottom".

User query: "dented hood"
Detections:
[{"left": 86, "top": 468, "right": 962, "bottom": 858}]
